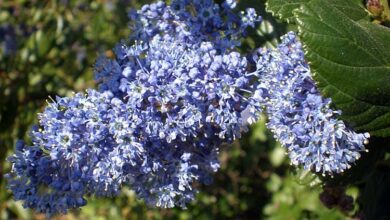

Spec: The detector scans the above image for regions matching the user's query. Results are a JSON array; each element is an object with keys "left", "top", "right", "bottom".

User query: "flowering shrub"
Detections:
[{"left": 2, "top": 0, "right": 390, "bottom": 219}]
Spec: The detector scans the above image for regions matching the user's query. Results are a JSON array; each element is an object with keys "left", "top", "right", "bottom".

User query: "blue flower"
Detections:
[
  {"left": 6, "top": 90, "right": 123, "bottom": 216},
  {"left": 252, "top": 32, "right": 370, "bottom": 175},
  {"left": 96, "top": 36, "right": 254, "bottom": 144},
  {"left": 7, "top": 82, "right": 235, "bottom": 214},
  {"left": 93, "top": 35, "right": 258, "bottom": 208},
  {"left": 128, "top": 0, "right": 261, "bottom": 50},
  {"left": 7, "top": 0, "right": 261, "bottom": 215}
]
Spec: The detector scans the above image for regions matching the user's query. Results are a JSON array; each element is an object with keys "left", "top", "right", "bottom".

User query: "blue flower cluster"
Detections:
[
  {"left": 94, "top": 23, "right": 258, "bottom": 207},
  {"left": 252, "top": 32, "right": 370, "bottom": 175},
  {"left": 7, "top": 0, "right": 261, "bottom": 216},
  {"left": 96, "top": 36, "right": 254, "bottom": 142},
  {"left": 129, "top": 0, "right": 260, "bottom": 51},
  {"left": 6, "top": 90, "right": 221, "bottom": 214},
  {"left": 6, "top": 91, "right": 114, "bottom": 215}
]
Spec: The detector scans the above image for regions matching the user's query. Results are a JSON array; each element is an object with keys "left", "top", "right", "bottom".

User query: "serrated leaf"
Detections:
[
  {"left": 294, "top": 0, "right": 390, "bottom": 137},
  {"left": 265, "top": 0, "right": 310, "bottom": 23}
]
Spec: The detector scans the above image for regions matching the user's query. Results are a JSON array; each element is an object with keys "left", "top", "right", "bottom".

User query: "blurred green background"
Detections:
[{"left": 0, "top": 1, "right": 350, "bottom": 219}]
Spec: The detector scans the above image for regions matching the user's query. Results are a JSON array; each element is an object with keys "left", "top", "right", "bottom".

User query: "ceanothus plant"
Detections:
[
  {"left": 6, "top": 0, "right": 261, "bottom": 216},
  {"left": 251, "top": 32, "right": 369, "bottom": 175},
  {"left": 7, "top": 0, "right": 380, "bottom": 217}
]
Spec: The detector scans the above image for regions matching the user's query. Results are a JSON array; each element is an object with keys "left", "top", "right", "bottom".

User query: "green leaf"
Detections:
[
  {"left": 266, "top": 0, "right": 366, "bottom": 23},
  {"left": 294, "top": 0, "right": 390, "bottom": 137},
  {"left": 265, "top": 0, "right": 310, "bottom": 23}
]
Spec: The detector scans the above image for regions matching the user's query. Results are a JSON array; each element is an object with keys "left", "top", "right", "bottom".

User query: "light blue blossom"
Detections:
[
  {"left": 96, "top": 35, "right": 254, "bottom": 144},
  {"left": 129, "top": 0, "right": 261, "bottom": 50},
  {"left": 252, "top": 32, "right": 370, "bottom": 175}
]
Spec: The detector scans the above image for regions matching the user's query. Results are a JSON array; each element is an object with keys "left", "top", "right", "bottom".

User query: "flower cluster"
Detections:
[
  {"left": 7, "top": 0, "right": 261, "bottom": 216},
  {"left": 6, "top": 91, "right": 116, "bottom": 215},
  {"left": 96, "top": 36, "right": 254, "bottom": 142},
  {"left": 6, "top": 89, "right": 221, "bottom": 215},
  {"left": 94, "top": 33, "right": 258, "bottom": 207},
  {"left": 129, "top": 0, "right": 260, "bottom": 50},
  {"left": 252, "top": 32, "right": 370, "bottom": 175}
]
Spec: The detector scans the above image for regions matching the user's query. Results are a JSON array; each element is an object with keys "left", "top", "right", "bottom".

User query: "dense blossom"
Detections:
[
  {"left": 7, "top": 23, "right": 259, "bottom": 215},
  {"left": 96, "top": 35, "right": 255, "bottom": 143},
  {"left": 7, "top": 0, "right": 262, "bottom": 215},
  {"left": 6, "top": 91, "right": 116, "bottom": 215},
  {"left": 6, "top": 90, "right": 222, "bottom": 215},
  {"left": 129, "top": 0, "right": 261, "bottom": 50},
  {"left": 93, "top": 13, "right": 263, "bottom": 205},
  {"left": 252, "top": 32, "right": 370, "bottom": 175}
]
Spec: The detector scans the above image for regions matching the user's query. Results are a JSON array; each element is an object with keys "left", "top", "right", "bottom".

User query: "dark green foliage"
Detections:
[{"left": 294, "top": 0, "right": 390, "bottom": 137}]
